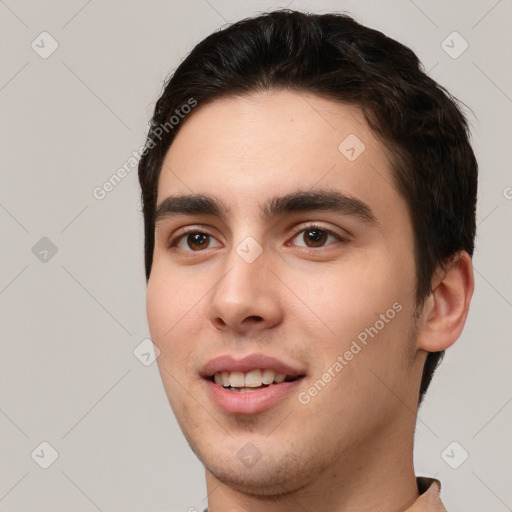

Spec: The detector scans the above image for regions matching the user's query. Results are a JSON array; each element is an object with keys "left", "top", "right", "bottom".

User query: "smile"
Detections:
[
  {"left": 211, "top": 369, "right": 299, "bottom": 391},
  {"left": 201, "top": 354, "right": 306, "bottom": 414}
]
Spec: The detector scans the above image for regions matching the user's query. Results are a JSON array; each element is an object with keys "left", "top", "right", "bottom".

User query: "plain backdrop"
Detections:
[{"left": 1, "top": 1, "right": 511, "bottom": 511}]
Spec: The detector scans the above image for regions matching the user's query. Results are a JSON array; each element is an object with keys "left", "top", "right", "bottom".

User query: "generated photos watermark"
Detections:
[
  {"left": 298, "top": 301, "right": 403, "bottom": 405},
  {"left": 92, "top": 98, "right": 197, "bottom": 200}
]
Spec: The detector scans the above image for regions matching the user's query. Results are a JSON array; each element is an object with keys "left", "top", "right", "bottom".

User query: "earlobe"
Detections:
[{"left": 417, "top": 251, "right": 474, "bottom": 353}]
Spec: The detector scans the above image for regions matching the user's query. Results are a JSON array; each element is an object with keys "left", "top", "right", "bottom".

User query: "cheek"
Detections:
[
  {"left": 301, "top": 254, "right": 411, "bottom": 330},
  {"left": 296, "top": 251, "right": 416, "bottom": 384},
  {"left": 147, "top": 275, "right": 194, "bottom": 408},
  {"left": 146, "top": 266, "right": 208, "bottom": 374},
  {"left": 146, "top": 276, "right": 170, "bottom": 341},
  {"left": 146, "top": 262, "right": 201, "bottom": 340}
]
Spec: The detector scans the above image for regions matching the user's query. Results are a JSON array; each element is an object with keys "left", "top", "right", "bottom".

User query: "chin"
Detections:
[
  {"left": 189, "top": 435, "right": 318, "bottom": 497},
  {"left": 206, "top": 462, "right": 307, "bottom": 497}
]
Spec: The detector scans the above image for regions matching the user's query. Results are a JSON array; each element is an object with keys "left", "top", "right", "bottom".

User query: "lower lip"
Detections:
[{"left": 204, "top": 378, "right": 303, "bottom": 415}]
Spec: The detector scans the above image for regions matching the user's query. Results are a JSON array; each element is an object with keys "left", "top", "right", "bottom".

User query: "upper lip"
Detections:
[{"left": 200, "top": 353, "right": 306, "bottom": 378}]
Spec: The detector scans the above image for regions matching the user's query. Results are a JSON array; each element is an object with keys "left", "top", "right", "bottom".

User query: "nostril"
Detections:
[{"left": 246, "top": 315, "right": 263, "bottom": 322}]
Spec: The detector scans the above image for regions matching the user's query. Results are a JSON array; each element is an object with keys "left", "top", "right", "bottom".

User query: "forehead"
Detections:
[{"left": 157, "top": 90, "right": 404, "bottom": 226}]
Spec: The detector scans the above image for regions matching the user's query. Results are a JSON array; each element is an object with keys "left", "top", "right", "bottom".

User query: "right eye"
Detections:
[{"left": 169, "top": 231, "right": 222, "bottom": 252}]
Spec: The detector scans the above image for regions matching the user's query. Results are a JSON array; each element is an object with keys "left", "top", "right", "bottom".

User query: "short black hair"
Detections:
[{"left": 138, "top": 9, "right": 478, "bottom": 404}]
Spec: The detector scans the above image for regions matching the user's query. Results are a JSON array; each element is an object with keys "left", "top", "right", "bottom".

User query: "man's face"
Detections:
[{"left": 147, "top": 90, "right": 425, "bottom": 494}]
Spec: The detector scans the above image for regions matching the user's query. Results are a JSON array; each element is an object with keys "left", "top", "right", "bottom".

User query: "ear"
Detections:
[{"left": 417, "top": 251, "right": 474, "bottom": 352}]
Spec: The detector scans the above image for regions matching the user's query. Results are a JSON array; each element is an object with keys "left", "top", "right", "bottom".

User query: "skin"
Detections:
[{"left": 146, "top": 90, "right": 474, "bottom": 512}]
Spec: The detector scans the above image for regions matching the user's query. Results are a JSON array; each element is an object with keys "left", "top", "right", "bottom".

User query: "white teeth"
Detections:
[
  {"left": 229, "top": 371, "right": 245, "bottom": 387},
  {"left": 245, "top": 369, "right": 263, "bottom": 387},
  {"left": 262, "top": 369, "right": 276, "bottom": 385},
  {"left": 212, "top": 369, "right": 294, "bottom": 387}
]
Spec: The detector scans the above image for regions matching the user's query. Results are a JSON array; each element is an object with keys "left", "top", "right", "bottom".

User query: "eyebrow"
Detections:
[{"left": 154, "top": 189, "right": 377, "bottom": 225}]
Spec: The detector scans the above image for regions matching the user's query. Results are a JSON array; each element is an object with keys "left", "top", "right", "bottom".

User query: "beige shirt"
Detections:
[{"left": 406, "top": 477, "right": 447, "bottom": 511}]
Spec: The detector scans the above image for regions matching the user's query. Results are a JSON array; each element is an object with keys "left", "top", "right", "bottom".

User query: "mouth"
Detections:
[
  {"left": 201, "top": 354, "right": 306, "bottom": 414},
  {"left": 209, "top": 369, "right": 302, "bottom": 393}
]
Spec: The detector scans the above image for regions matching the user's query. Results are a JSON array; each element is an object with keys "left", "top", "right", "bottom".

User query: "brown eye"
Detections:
[
  {"left": 173, "top": 231, "right": 222, "bottom": 252},
  {"left": 290, "top": 227, "right": 341, "bottom": 249},
  {"left": 186, "top": 233, "right": 209, "bottom": 250},
  {"left": 303, "top": 228, "right": 328, "bottom": 247}
]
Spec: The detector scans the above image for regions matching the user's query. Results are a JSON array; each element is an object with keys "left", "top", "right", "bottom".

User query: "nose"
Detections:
[{"left": 206, "top": 245, "right": 283, "bottom": 334}]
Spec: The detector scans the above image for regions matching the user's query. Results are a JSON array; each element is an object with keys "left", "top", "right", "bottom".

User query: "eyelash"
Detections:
[{"left": 167, "top": 223, "right": 346, "bottom": 253}]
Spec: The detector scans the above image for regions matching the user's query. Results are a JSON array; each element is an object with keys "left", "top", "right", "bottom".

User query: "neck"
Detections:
[{"left": 204, "top": 420, "right": 419, "bottom": 512}]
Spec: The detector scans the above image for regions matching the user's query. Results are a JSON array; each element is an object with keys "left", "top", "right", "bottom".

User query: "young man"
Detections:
[{"left": 138, "top": 10, "right": 477, "bottom": 512}]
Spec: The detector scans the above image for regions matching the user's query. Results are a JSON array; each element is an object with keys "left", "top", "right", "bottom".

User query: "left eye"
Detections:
[{"left": 290, "top": 227, "right": 341, "bottom": 249}]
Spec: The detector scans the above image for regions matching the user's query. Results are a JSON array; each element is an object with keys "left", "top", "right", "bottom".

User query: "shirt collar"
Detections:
[{"left": 404, "top": 477, "right": 447, "bottom": 512}]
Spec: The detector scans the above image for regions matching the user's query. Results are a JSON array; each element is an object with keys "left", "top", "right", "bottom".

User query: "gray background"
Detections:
[{"left": 1, "top": 0, "right": 511, "bottom": 511}]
